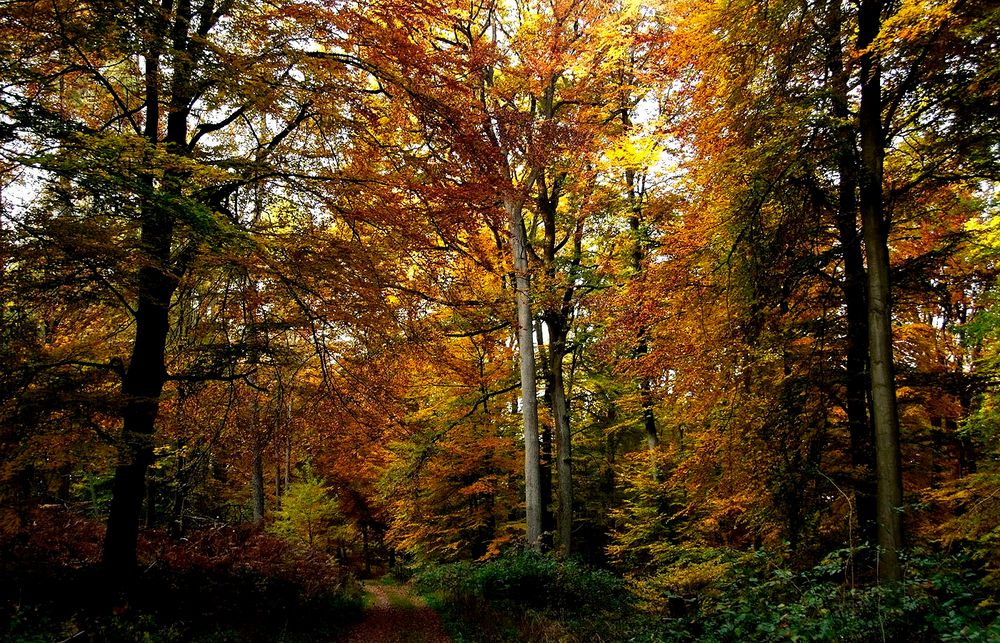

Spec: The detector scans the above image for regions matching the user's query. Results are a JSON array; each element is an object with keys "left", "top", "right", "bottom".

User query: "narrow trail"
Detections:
[{"left": 344, "top": 580, "right": 451, "bottom": 643}]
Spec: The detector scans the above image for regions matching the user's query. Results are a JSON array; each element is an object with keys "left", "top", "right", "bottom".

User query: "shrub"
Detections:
[
  {"left": 418, "top": 548, "right": 629, "bottom": 615},
  {"left": 268, "top": 473, "right": 349, "bottom": 552},
  {"left": 415, "top": 548, "right": 650, "bottom": 642},
  {"left": 416, "top": 546, "right": 1000, "bottom": 642},
  {"left": 1, "top": 506, "right": 364, "bottom": 642},
  {"left": 663, "top": 547, "right": 1000, "bottom": 642}
]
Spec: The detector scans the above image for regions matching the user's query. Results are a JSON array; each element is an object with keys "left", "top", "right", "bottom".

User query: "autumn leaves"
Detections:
[{"left": 1, "top": 0, "right": 997, "bottom": 599}]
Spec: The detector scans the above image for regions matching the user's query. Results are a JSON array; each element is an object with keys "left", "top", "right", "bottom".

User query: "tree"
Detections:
[
  {"left": 598, "top": 0, "right": 998, "bottom": 578},
  {"left": 855, "top": 0, "right": 905, "bottom": 581},
  {"left": 271, "top": 471, "right": 346, "bottom": 551},
  {"left": 0, "top": 0, "right": 343, "bottom": 591},
  {"left": 853, "top": 0, "right": 999, "bottom": 580}
]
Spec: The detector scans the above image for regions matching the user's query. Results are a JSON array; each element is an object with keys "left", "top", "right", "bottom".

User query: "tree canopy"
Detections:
[{"left": 2, "top": 0, "right": 999, "bottom": 639}]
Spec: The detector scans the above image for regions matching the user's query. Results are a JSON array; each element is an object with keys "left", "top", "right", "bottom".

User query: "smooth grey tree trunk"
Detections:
[{"left": 507, "top": 195, "right": 542, "bottom": 549}]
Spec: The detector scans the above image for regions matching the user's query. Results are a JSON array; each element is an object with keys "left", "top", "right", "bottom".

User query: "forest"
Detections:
[{"left": 1, "top": 0, "right": 998, "bottom": 640}]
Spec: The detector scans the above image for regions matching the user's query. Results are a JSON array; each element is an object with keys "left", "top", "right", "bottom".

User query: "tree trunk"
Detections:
[
  {"left": 285, "top": 435, "right": 292, "bottom": 489},
  {"left": 825, "top": 0, "right": 877, "bottom": 547},
  {"left": 536, "top": 171, "right": 578, "bottom": 557},
  {"left": 252, "top": 445, "right": 265, "bottom": 527},
  {"left": 537, "top": 324, "right": 555, "bottom": 547},
  {"left": 145, "top": 479, "right": 157, "bottom": 528},
  {"left": 275, "top": 460, "right": 284, "bottom": 510},
  {"left": 102, "top": 175, "right": 178, "bottom": 592},
  {"left": 102, "top": 0, "right": 189, "bottom": 592},
  {"left": 549, "top": 326, "right": 572, "bottom": 556},
  {"left": 626, "top": 167, "right": 659, "bottom": 451},
  {"left": 507, "top": 195, "right": 542, "bottom": 549},
  {"left": 362, "top": 523, "right": 372, "bottom": 577},
  {"left": 857, "top": 0, "right": 905, "bottom": 581}
]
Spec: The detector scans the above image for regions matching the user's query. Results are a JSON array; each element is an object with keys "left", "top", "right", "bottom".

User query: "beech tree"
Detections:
[
  {"left": 600, "top": 0, "right": 998, "bottom": 579},
  {"left": 322, "top": 0, "right": 639, "bottom": 550},
  {"left": 0, "top": 0, "right": 351, "bottom": 590}
]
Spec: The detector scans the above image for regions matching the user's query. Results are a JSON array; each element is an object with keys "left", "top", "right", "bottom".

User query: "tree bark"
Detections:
[
  {"left": 362, "top": 523, "right": 372, "bottom": 577},
  {"left": 102, "top": 208, "right": 178, "bottom": 588},
  {"left": 170, "top": 448, "right": 186, "bottom": 538},
  {"left": 252, "top": 444, "right": 265, "bottom": 527},
  {"left": 536, "top": 171, "right": 577, "bottom": 556},
  {"left": 275, "top": 462, "right": 282, "bottom": 506},
  {"left": 537, "top": 324, "right": 555, "bottom": 547},
  {"left": 825, "top": 0, "right": 877, "bottom": 547},
  {"left": 507, "top": 195, "right": 542, "bottom": 549},
  {"left": 102, "top": 0, "right": 189, "bottom": 592},
  {"left": 626, "top": 167, "right": 659, "bottom": 451},
  {"left": 857, "top": 0, "right": 905, "bottom": 581},
  {"left": 548, "top": 321, "right": 573, "bottom": 555}
]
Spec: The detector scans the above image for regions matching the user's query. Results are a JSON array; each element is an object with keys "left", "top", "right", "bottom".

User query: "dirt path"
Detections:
[{"left": 344, "top": 580, "right": 451, "bottom": 643}]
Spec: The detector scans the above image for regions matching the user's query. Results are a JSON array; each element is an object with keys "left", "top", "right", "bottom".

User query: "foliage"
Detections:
[
  {"left": 923, "top": 288, "right": 1000, "bottom": 589},
  {"left": 0, "top": 0, "right": 998, "bottom": 635},
  {"left": 415, "top": 546, "right": 999, "bottom": 642},
  {"left": 0, "top": 506, "right": 363, "bottom": 642},
  {"left": 269, "top": 471, "right": 347, "bottom": 551},
  {"left": 417, "top": 548, "right": 629, "bottom": 614},
  {"left": 379, "top": 324, "right": 523, "bottom": 562},
  {"left": 664, "top": 551, "right": 1000, "bottom": 641},
  {"left": 414, "top": 548, "right": 650, "bottom": 641}
]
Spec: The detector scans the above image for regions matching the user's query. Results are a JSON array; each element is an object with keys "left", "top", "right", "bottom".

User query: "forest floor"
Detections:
[{"left": 344, "top": 579, "right": 452, "bottom": 643}]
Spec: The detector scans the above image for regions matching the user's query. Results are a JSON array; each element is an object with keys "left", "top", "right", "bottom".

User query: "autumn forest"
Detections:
[{"left": 1, "top": 0, "right": 998, "bottom": 640}]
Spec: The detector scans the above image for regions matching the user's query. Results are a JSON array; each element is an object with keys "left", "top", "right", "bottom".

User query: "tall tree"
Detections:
[
  {"left": 822, "top": 0, "right": 878, "bottom": 549},
  {"left": 856, "top": 0, "right": 905, "bottom": 581},
  {"left": 0, "top": 0, "right": 333, "bottom": 590},
  {"left": 327, "top": 0, "right": 648, "bottom": 549}
]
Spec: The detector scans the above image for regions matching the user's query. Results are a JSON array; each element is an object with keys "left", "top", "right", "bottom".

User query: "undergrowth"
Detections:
[
  {"left": 1, "top": 506, "right": 363, "bottom": 642},
  {"left": 415, "top": 548, "right": 654, "bottom": 642},
  {"left": 415, "top": 546, "right": 1000, "bottom": 642},
  {"left": 656, "top": 546, "right": 1000, "bottom": 642}
]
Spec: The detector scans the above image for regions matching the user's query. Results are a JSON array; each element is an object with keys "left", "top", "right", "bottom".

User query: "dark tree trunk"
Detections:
[
  {"left": 857, "top": 0, "right": 905, "bottom": 582},
  {"left": 536, "top": 171, "right": 578, "bottom": 557},
  {"left": 145, "top": 479, "right": 157, "bottom": 528},
  {"left": 275, "top": 461, "right": 284, "bottom": 509},
  {"left": 538, "top": 322, "right": 555, "bottom": 548},
  {"left": 540, "top": 423, "right": 555, "bottom": 544},
  {"left": 252, "top": 445, "right": 265, "bottom": 527},
  {"left": 102, "top": 0, "right": 190, "bottom": 593},
  {"left": 103, "top": 206, "right": 178, "bottom": 589},
  {"left": 549, "top": 324, "right": 572, "bottom": 555},
  {"left": 626, "top": 167, "right": 659, "bottom": 451},
  {"left": 362, "top": 523, "right": 372, "bottom": 577},
  {"left": 825, "top": 0, "right": 877, "bottom": 547}
]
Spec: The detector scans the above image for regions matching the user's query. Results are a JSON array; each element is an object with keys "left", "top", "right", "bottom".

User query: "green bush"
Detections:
[
  {"left": 679, "top": 548, "right": 1000, "bottom": 642},
  {"left": 418, "top": 548, "right": 629, "bottom": 615},
  {"left": 415, "top": 547, "right": 1000, "bottom": 642},
  {"left": 415, "top": 549, "right": 651, "bottom": 642}
]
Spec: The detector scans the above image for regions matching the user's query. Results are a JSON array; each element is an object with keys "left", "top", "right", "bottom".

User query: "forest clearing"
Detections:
[{"left": 1, "top": 0, "right": 998, "bottom": 640}]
